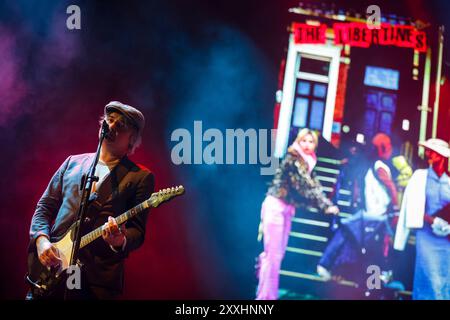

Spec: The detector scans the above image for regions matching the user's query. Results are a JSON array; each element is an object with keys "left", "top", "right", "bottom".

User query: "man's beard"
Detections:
[{"left": 105, "top": 131, "right": 117, "bottom": 142}]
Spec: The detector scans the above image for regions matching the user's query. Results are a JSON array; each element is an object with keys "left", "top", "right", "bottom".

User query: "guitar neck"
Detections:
[
  {"left": 79, "top": 200, "right": 151, "bottom": 249},
  {"left": 78, "top": 185, "right": 185, "bottom": 249}
]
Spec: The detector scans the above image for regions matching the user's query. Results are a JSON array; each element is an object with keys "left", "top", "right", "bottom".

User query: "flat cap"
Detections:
[{"left": 105, "top": 101, "right": 145, "bottom": 135}]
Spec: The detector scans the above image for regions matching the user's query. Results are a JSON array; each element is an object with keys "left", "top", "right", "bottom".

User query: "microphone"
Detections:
[{"left": 101, "top": 119, "right": 110, "bottom": 138}]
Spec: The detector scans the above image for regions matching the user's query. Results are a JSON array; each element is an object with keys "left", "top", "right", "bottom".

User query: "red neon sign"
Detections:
[
  {"left": 291, "top": 22, "right": 427, "bottom": 52},
  {"left": 292, "top": 23, "right": 327, "bottom": 44}
]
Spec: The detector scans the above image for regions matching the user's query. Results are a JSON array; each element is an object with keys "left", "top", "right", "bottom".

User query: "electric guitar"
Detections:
[{"left": 26, "top": 185, "right": 185, "bottom": 299}]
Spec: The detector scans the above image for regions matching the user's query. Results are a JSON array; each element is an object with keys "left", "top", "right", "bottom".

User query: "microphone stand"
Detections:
[{"left": 64, "top": 120, "right": 109, "bottom": 300}]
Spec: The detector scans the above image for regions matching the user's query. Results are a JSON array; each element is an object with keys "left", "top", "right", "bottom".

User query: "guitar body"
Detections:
[
  {"left": 26, "top": 223, "right": 77, "bottom": 299},
  {"left": 25, "top": 185, "right": 184, "bottom": 300}
]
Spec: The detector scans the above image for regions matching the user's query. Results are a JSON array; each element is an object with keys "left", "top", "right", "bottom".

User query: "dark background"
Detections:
[{"left": 0, "top": 0, "right": 448, "bottom": 299}]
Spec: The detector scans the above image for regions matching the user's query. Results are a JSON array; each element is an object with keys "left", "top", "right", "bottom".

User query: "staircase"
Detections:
[{"left": 277, "top": 138, "right": 413, "bottom": 299}]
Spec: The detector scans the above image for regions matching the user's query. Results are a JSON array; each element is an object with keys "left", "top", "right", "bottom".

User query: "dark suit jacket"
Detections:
[{"left": 29, "top": 153, "right": 155, "bottom": 295}]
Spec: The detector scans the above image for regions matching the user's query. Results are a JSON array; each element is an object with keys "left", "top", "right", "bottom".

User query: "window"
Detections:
[
  {"left": 313, "top": 84, "right": 327, "bottom": 98},
  {"left": 298, "top": 56, "right": 330, "bottom": 76},
  {"left": 292, "top": 98, "right": 309, "bottom": 127},
  {"left": 291, "top": 78, "right": 328, "bottom": 132},
  {"left": 379, "top": 112, "right": 393, "bottom": 135},
  {"left": 274, "top": 42, "right": 341, "bottom": 158},
  {"left": 364, "top": 66, "right": 399, "bottom": 90},
  {"left": 362, "top": 90, "right": 397, "bottom": 138},
  {"left": 296, "top": 81, "right": 311, "bottom": 95},
  {"left": 310, "top": 100, "right": 325, "bottom": 129}
]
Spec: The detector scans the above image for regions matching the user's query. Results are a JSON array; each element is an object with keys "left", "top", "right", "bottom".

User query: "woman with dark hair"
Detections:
[{"left": 256, "top": 128, "right": 339, "bottom": 300}]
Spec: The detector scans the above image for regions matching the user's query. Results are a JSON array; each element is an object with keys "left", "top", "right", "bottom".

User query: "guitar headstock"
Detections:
[{"left": 148, "top": 185, "right": 185, "bottom": 208}]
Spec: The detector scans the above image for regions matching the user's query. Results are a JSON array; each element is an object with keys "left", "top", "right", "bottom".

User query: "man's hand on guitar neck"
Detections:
[{"left": 36, "top": 235, "right": 62, "bottom": 268}]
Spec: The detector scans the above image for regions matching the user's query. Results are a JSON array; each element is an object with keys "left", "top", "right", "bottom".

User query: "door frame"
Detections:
[{"left": 275, "top": 37, "right": 341, "bottom": 158}]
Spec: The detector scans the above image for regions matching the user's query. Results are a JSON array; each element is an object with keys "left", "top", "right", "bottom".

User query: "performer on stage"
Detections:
[
  {"left": 394, "top": 138, "right": 450, "bottom": 300},
  {"left": 329, "top": 139, "right": 367, "bottom": 215},
  {"left": 27, "top": 101, "right": 155, "bottom": 299},
  {"left": 255, "top": 128, "right": 339, "bottom": 300},
  {"left": 317, "top": 133, "right": 399, "bottom": 283}
]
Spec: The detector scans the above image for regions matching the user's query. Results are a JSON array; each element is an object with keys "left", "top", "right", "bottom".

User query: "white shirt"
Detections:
[{"left": 364, "top": 160, "right": 392, "bottom": 218}]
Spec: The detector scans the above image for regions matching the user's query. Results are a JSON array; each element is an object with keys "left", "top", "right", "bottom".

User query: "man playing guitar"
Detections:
[{"left": 27, "top": 101, "right": 155, "bottom": 299}]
